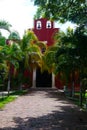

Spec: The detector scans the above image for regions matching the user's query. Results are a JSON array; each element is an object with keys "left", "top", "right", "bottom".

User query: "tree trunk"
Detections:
[
  {"left": 71, "top": 81, "right": 75, "bottom": 97},
  {"left": 71, "top": 70, "right": 75, "bottom": 97},
  {"left": 79, "top": 81, "right": 83, "bottom": 107},
  {"left": 7, "top": 73, "right": 10, "bottom": 96}
]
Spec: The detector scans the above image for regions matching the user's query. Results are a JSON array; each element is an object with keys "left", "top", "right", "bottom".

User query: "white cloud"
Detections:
[{"left": 0, "top": 0, "right": 37, "bottom": 38}]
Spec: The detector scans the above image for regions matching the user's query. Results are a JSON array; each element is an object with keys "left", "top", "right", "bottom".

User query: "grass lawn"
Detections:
[
  {"left": 0, "top": 89, "right": 28, "bottom": 109},
  {"left": 0, "top": 96, "right": 16, "bottom": 109}
]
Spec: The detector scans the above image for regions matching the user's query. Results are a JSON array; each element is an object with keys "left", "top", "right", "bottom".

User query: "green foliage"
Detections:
[
  {"left": 0, "top": 32, "right": 6, "bottom": 46},
  {"left": 8, "top": 31, "right": 21, "bottom": 40},
  {"left": 55, "top": 26, "right": 87, "bottom": 72},
  {"left": 44, "top": 50, "right": 55, "bottom": 70},
  {"left": 1, "top": 43, "right": 22, "bottom": 70},
  {"left": 21, "top": 30, "right": 38, "bottom": 51},
  {"left": 20, "top": 30, "right": 42, "bottom": 69},
  {"left": 10, "top": 90, "right": 28, "bottom": 96},
  {"left": 55, "top": 28, "right": 77, "bottom": 73},
  {"left": 33, "top": 0, "right": 87, "bottom": 26},
  {"left": 54, "top": 26, "right": 87, "bottom": 90},
  {"left": 0, "top": 20, "right": 12, "bottom": 32}
]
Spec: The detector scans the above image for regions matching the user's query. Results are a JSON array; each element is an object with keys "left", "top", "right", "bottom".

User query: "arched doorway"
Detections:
[{"left": 36, "top": 68, "right": 52, "bottom": 87}]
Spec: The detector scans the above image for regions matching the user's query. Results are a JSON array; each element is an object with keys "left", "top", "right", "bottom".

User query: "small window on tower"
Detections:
[
  {"left": 36, "top": 21, "right": 42, "bottom": 29},
  {"left": 46, "top": 21, "right": 51, "bottom": 28}
]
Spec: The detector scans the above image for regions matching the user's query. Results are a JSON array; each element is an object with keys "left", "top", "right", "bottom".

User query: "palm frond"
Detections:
[{"left": 0, "top": 20, "right": 12, "bottom": 32}]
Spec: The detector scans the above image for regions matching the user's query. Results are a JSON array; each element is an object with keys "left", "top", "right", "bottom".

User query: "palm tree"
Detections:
[
  {"left": 42, "top": 45, "right": 58, "bottom": 73},
  {"left": 0, "top": 20, "right": 12, "bottom": 33},
  {"left": 2, "top": 42, "right": 22, "bottom": 95},
  {"left": 0, "top": 21, "right": 11, "bottom": 96},
  {"left": 55, "top": 26, "right": 87, "bottom": 106},
  {"left": 0, "top": 20, "right": 23, "bottom": 95},
  {"left": 18, "top": 30, "right": 42, "bottom": 89},
  {"left": 21, "top": 30, "right": 42, "bottom": 69},
  {"left": 8, "top": 30, "right": 21, "bottom": 41},
  {"left": 0, "top": 20, "right": 12, "bottom": 78},
  {"left": 55, "top": 27, "right": 78, "bottom": 96},
  {"left": 0, "top": 20, "right": 12, "bottom": 73}
]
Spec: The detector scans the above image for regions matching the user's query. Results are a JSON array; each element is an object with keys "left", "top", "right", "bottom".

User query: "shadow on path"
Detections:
[{"left": 0, "top": 89, "right": 87, "bottom": 130}]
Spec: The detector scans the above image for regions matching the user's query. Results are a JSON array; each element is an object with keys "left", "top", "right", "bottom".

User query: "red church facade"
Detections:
[{"left": 30, "top": 18, "right": 64, "bottom": 89}]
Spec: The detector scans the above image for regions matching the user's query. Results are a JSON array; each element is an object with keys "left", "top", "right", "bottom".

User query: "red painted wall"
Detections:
[{"left": 33, "top": 18, "right": 59, "bottom": 46}]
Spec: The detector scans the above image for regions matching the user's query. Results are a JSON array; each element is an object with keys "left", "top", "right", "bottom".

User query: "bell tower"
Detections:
[{"left": 33, "top": 18, "right": 59, "bottom": 46}]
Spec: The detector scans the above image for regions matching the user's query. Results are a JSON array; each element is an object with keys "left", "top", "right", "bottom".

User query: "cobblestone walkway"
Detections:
[{"left": 0, "top": 88, "right": 87, "bottom": 130}]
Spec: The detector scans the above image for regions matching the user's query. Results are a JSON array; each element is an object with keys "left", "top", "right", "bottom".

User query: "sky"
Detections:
[
  {"left": 0, "top": 0, "right": 76, "bottom": 38},
  {"left": 0, "top": 0, "right": 37, "bottom": 37}
]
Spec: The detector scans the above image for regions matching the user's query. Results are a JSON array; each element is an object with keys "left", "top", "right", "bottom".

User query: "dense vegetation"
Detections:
[
  {"left": 0, "top": 0, "right": 87, "bottom": 108},
  {"left": 32, "top": 0, "right": 87, "bottom": 107}
]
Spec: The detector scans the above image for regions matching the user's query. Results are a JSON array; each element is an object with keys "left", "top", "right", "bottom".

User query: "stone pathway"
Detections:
[{"left": 0, "top": 88, "right": 87, "bottom": 130}]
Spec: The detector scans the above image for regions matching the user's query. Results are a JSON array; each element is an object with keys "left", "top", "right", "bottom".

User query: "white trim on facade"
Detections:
[
  {"left": 32, "top": 69, "right": 36, "bottom": 88},
  {"left": 52, "top": 73, "right": 56, "bottom": 88}
]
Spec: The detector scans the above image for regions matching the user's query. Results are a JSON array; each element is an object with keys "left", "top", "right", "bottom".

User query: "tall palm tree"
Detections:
[
  {"left": 18, "top": 30, "right": 42, "bottom": 89},
  {"left": 54, "top": 27, "right": 78, "bottom": 95},
  {"left": 0, "top": 20, "right": 23, "bottom": 94},
  {"left": 55, "top": 26, "right": 87, "bottom": 106},
  {"left": 2, "top": 42, "right": 23, "bottom": 95},
  {"left": 0, "top": 21, "right": 11, "bottom": 95}
]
